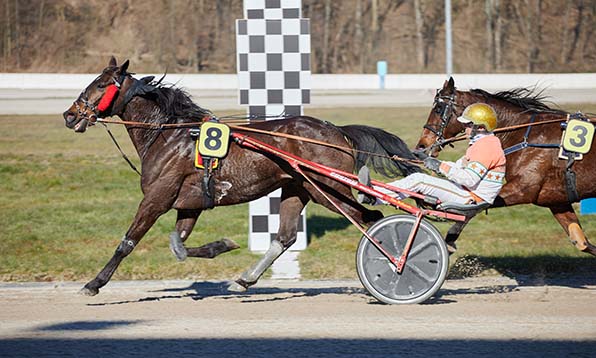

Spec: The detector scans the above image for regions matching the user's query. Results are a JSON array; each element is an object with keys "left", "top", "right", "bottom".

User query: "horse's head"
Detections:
[
  {"left": 63, "top": 56, "right": 130, "bottom": 133},
  {"left": 415, "top": 77, "right": 467, "bottom": 156}
]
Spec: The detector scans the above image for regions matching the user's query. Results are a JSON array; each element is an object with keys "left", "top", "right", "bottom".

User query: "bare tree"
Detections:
[
  {"left": 581, "top": 0, "right": 596, "bottom": 63},
  {"left": 369, "top": 0, "right": 406, "bottom": 71},
  {"left": 414, "top": 0, "right": 425, "bottom": 70},
  {"left": 4, "top": 0, "right": 11, "bottom": 66},
  {"left": 485, "top": 0, "right": 500, "bottom": 71},
  {"left": 371, "top": 0, "right": 378, "bottom": 33},
  {"left": 494, "top": 0, "right": 510, "bottom": 71},
  {"left": 322, "top": 0, "right": 331, "bottom": 73},
  {"left": 0, "top": 0, "right": 595, "bottom": 74},
  {"left": 512, "top": 0, "right": 543, "bottom": 73},
  {"left": 355, "top": 0, "right": 364, "bottom": 72},
  {"left": 13, "top": 0, "right": 19, "bottom": 69},
  {"left": 413, "top": 0, "right": 442, "bottom": 70},
  {"left": 561, "top": 0, "right": 585, "bottom": 64}
]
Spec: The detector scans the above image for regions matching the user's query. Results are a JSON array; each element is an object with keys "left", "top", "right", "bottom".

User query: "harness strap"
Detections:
[
  {"left": 423, "top": 124, "right": 441, "bottom": 137},
  {"left": 503, "top": 142, "right": 527, "bottom": 155},
  {"left": 503, "top": 113, "right": 535, "bottom": 155},
  {"left": 503, "top": 114, "right": 560, "bottom": 155},
  {"left": 565, "top": 156, "right": 580, "bottom": 203},
  {"left": 201, "top": 158, "right": 216, "bottom": 209}
]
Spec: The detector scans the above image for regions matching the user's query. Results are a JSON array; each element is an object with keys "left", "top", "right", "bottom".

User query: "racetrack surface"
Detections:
[{"left": 1, "top": 275, "right": 594, "bottom": 357}]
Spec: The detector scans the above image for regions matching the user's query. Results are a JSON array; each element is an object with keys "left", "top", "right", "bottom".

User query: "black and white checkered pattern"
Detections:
[
  {"left": 237, "top": 0, "right": 310, "bottom": 251},
  {"left": 236, "top": 0, "right": 310, "bottom": 117}
]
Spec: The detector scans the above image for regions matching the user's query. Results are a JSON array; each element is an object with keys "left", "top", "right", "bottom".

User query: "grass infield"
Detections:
[{"left": 1, "top": 105, "right": 596, "bottom": 282}]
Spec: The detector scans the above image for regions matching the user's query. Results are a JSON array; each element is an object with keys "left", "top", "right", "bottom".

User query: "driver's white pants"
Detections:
[{"left": 376, "top": 173, "right": 475, "bottom": 205}]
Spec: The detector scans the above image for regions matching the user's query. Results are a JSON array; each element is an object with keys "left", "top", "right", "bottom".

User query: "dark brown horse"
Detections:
[
  {"left": 63, "top": 57, "right": 418, "bottom": 295},
  {"left": 416, "top": 77, "right": 596, "bottom": 256}
]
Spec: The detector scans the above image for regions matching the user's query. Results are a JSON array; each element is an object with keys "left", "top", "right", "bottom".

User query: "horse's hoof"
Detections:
[
  {"left": 222, "top": 238, "right": 241, "bottom": 251},
  {"left": 227, "top": 280, "right": 249, "bottom": 293},
  {"left": 169, "top": 231, "right": 188, "bottom": 261},
  {"left": 79, "top": 286, "right": 99, "bottom": 296}
]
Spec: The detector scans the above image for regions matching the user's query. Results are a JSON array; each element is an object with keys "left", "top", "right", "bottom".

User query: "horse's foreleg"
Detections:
[
  {"left": 228, "top": 188, "right": 308, "bottom": 292},
  {"left": 80, "top": 198, "right": 170, "bottom": 296},
  {"left": 169, "top": 209, "right": 240, "bottom": 261},
  {"left": 550, "top": 205, "right": 596, "bottom": 256}
]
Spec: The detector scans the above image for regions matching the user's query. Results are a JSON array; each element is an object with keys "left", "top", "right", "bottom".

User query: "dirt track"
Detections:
[{"left": 0, "top": 275, "right": 595, "bottom": 357}]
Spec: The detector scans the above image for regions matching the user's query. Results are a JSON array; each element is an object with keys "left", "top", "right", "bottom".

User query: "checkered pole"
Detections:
[{"left": 236, "top": 0, "right": 311, "bottom": 252}]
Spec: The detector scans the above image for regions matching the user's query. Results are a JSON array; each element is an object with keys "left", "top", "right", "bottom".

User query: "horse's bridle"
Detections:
[
  {"left": 73, "top": 92, "right": 100, "bottom": 124},
  {"left": 73, "top": 73, "right": 128, "bottom": 124},
  {"left": 424, "top": 90, "right": 462, "bottom": 153}
]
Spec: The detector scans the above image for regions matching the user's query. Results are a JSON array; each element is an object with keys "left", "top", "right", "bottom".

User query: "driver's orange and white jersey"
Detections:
[{"left": 438, "top": 134, "right": 506, "bottom": 204}]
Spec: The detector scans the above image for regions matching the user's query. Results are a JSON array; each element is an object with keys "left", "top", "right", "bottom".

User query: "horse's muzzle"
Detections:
[{"left": 63, "top": 110, "right": 89, "bottom": 133}]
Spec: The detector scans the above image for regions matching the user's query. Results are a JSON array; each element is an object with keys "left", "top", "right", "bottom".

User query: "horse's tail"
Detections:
[{"left": 339, "top": 124, "right": 421, "bottom": 178}]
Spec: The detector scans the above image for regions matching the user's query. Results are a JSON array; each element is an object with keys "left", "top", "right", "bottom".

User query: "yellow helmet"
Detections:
[{"left": 457, "top": 103, "right": 498, "bottom": 132}]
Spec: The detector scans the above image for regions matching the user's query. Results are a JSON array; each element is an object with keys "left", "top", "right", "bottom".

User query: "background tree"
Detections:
[{"left": 0, "top": 0, "right": 594, "bottom": 74}]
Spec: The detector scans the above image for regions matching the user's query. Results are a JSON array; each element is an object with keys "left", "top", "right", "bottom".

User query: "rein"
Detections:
[
  {"left": 430, "top": 89, "right": 596, "bottom": 147},
  {"left": 440, "top": 117, "right": 577, "bottom": 146},
  {"left": 96, "top": 117, "right": 422, "bottom": 166}
]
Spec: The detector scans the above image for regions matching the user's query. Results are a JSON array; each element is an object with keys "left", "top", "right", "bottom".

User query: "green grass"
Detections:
[{"left": 1, "top": 106, "right": 596, "bottom": 282}]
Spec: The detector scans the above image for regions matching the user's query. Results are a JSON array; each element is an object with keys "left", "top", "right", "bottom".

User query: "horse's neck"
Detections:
[{"left": 120, "top": 98, "right": 166, "bottom": 161}]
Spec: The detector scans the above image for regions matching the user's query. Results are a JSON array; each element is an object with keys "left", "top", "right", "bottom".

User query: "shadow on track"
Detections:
[
  {"left": 448, "top": 255, "right": 596, "bottom": 288},
  {"left": 86, "top": 282, "right": 369, "bottom": 306},
  {"left": 36, "top": 320, "right": 144, "bottom": 331},
  {"left": 2, "top": 337, "right": 595, "bottom": 357}
]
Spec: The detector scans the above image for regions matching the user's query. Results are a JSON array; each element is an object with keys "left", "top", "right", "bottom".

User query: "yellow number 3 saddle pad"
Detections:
[{"left": 562, "top": 119, "right": 595, "bottom": 154}]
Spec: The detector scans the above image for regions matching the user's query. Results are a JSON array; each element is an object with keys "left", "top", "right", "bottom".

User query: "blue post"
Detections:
[
  {"left": 377, "top": 61, "right": 387, "bottom": 90},
  {"left": 580, "top": 199, "right": 596, "bottom": 215}
]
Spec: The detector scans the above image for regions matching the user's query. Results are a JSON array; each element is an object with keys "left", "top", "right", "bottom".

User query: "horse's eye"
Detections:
[
  {"left": 97, "top": 83, "right": 106, "bottom": 89},
  {"left": 434, "top": 103, "right": 445, "bottom": 114}
]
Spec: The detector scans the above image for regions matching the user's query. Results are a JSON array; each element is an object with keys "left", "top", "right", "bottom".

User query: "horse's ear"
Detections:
[
  {"left": 109, "top": 56, "right": 117, "bottom": 67},
  {"left": 119, "top": 60, "right": 130, "bottom": 74},
  {"left": 442, "top": 77, "right": 455, "bottom": 93}
]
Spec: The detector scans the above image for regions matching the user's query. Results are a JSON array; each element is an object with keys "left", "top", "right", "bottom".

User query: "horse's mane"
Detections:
[
  {"left": 146, "top": 83, "right": 212, "bottom": 124},
  {"left": 133, "top": 79, "right": 212, "bottom": 153},
  {"left": 470, "top": 87, "right": 567, "bottom": 115}
]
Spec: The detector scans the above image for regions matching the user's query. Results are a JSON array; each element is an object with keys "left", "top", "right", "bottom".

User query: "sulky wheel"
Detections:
[{"left": 356, "top": 214, "right": 448, "bottom": 304}]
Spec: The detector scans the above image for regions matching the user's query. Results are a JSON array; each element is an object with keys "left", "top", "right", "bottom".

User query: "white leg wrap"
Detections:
[{"left": 240, "top": 240, "right": 284, "bottom": 283}]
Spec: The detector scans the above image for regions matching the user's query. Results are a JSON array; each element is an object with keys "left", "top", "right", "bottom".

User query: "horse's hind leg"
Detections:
[
  {"left": 228, "top": 187, "right": 309, "bottom": 292},
  {"left": 550, "top": 204, "right": 596, "bottom": 256},
  {"left": 169, "top": 209, "right": 240, "bottom": 261}
]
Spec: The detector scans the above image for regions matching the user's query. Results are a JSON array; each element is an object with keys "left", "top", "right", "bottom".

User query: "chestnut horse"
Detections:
[
  {"left": 416, "top": 77, "right": 596, "bottom": 256},
  {"left": 63, "top": 57, "right": 418, "bottom": 295}
]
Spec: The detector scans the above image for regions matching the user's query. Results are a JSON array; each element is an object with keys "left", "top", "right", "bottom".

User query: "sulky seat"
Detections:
[{"left": 436, "top": 201, "right": 491, "bottom": 216}]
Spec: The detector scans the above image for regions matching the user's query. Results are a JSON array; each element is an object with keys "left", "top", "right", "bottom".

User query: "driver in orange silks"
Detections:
[{"left": 358, "top": 103, "right": 506, "bottom": 207}]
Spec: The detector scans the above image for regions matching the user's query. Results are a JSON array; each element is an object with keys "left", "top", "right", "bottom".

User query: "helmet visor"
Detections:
[{"left": 457, "top": 115, "right": 472, "bottom": 124}]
